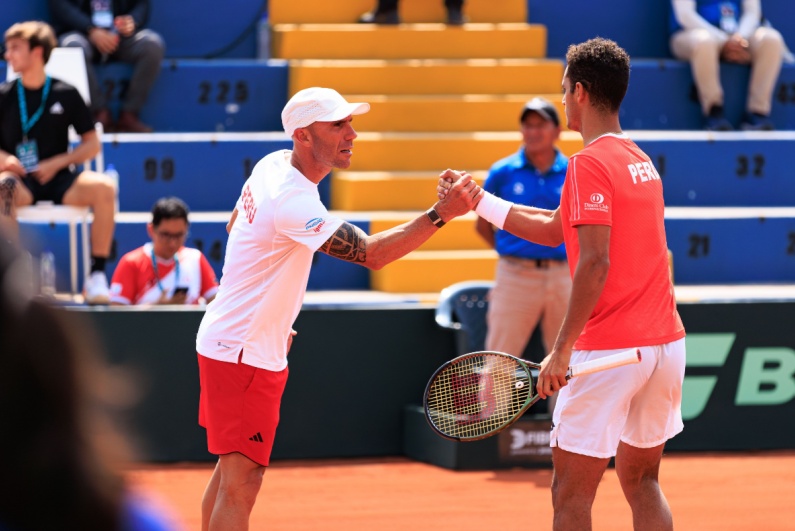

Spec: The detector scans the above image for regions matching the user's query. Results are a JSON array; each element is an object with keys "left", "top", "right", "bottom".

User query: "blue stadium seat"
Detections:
[
  {"left": 632, "top": 132, "right": 795, "bottom": 206},
  {"left": 624, "top": 62, "right": 795, "bottom": 130},
  {"left": 103, "top": 135, "right": 292, "bottom": 211},
  {"left": 96, "top": 61, "right": 288, "bottom": 132},
  {"left": 665, "top": 209, "right": 795, "bottom": 284},
  {"left": 0, "top": 59, "right": 288, "bottom": 132}
]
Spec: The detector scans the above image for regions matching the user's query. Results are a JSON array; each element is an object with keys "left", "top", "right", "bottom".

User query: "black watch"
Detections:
[{"left": 426, "top": 207, "right": 445, "bottom": 228}]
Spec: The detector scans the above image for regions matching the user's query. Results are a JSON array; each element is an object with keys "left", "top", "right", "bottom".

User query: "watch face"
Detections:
[{"left": 427, "top": 208, "right": 443, "bottom": 226}]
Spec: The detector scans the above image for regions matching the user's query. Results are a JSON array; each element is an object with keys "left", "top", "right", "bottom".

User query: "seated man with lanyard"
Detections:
[
  {"left": 110, "top": 196, "right": 218, "bottom": 305},
  {"left": 0, "top": 21, "right": 116, "bottom": 304}
]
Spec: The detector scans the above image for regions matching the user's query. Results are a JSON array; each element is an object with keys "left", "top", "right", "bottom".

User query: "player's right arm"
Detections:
[
  {"left": 440, "top": 169, "right": 563, "bottom": 247},
  {"left": 502, "top": 204, "right": 564, "bottom": 247},
  {"left": 319, "top": 172, "right": 482, "bottom": 269}
]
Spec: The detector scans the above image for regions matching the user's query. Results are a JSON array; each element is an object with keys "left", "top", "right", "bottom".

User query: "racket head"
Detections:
[{"left": 423, "top": 351, "right": 540, "bottom": 442}]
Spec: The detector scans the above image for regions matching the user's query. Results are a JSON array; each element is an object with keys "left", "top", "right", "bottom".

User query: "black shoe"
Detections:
[
  {"left": 358, "top": 9, "right": 400, "bottom": 24},
  {"left": 446, "top": 7, "right": 466, "bottom": 25},
  {"left": 740, "top": 112, "right": 774, "bottom": 131},
  {"left": 705, "top": 105, "right": 733, "bottom": 131}
]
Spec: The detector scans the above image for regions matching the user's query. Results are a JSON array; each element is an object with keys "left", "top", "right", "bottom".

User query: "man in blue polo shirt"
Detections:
[{"left": 476, "top": 97, "right": 570, "bottom": 413}]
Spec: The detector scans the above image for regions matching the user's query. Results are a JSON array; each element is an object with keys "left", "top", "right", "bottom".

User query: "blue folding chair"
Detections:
[{"left": 435, "top": 280, "right": 494, "bottom": 356}]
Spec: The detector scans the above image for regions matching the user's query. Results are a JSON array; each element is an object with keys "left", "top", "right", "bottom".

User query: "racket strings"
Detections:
[{"left": 426, "top": 354, "right": 532, "bottom": 439}]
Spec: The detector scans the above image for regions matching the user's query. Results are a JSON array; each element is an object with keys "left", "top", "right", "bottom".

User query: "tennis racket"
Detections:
[{"left": 423, "top": 349, "right": 641, "bottom": 442}]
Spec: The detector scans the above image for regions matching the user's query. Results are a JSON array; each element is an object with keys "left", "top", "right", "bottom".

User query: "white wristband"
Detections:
[{"left": 475, "top": 191, "right": 512, "bottom": 229}]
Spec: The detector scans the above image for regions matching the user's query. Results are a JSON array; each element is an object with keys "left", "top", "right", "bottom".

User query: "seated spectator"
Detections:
[
  {"left": 359, "top": 0, "right": 465, "bottom": 25},
  {"left": 0, "top": 238, "right": 181, "bottom": 530},
  {"left": 670, "top": 0, "right": 784, "bottom": 131},
  {"left": 110, "top": 197, "right": 218, "bottom": 305},
  {"left": 49, "top": 0, "right": 165, "bottom": 133},
  {"left": 0, "top": 21, "right": 116, "bottom": 305}
]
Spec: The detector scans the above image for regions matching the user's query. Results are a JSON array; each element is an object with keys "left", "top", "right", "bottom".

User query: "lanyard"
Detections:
[
  {"left": 17, "top": 76, "right": 52, "bottom": 139},
  {"left": 150, "top": 248, "right": 180, "bottom": 292}
]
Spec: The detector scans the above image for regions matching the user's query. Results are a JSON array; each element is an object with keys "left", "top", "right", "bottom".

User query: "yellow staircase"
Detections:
[
  {"left": 269, "top": 0, "right": 577, "bottom": 293},
  {"left": 270, "top": 0, "right": 527, "bottom": 24}
]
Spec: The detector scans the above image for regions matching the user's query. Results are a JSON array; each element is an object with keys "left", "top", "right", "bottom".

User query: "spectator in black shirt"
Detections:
[{"left": 0, "top": 21, "right": 116, "bottom": 304}]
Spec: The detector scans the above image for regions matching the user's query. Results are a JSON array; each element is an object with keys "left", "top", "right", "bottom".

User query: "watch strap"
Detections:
[{"left": 425, "top": 207, "right": 446, "bottom": 228}]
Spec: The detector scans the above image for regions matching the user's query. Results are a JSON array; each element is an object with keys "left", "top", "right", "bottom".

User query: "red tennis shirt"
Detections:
[{"left": 560, "top": 133, "right": 685, "bottom": 350}]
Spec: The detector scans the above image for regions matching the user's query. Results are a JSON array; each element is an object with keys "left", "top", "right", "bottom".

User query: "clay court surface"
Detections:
[{"left": 125, "top": 451, "right": 794, "bottom": 530}]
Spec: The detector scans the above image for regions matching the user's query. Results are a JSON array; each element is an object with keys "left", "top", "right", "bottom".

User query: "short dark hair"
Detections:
[
  {"left": 4, "top": 21, "right": 57, "bottom": 64},
  {"left": 151, "top": 197, "right": 190, "bottom": 227},
  {"left": 565, "top": 37, "right": 630, "bottom": 113}
]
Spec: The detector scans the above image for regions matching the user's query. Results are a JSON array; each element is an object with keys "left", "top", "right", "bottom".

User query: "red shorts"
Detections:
[{"left": 198, "top": 352, "right": 289, "bottom": 466}]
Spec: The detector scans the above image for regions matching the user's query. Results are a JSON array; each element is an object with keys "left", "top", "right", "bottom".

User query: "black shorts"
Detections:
[{"left": 22, "top": 170, "right": 78, "bottom": 204}]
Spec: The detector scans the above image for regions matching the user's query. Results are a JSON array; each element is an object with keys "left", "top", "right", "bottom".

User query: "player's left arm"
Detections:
[
  {"left": 537, "top": 223, "right": 610, "bottom": 397},
  {"left": 226, "top": 209, "right": 238, "bottom": 233}
]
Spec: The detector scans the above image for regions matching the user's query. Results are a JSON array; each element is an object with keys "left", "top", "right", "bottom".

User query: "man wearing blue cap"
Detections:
[{"left": 476, "top": 97, "right": 571, "bottom": 413}]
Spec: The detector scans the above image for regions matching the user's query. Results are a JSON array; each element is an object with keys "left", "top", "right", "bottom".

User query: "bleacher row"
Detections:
[{"left": 3, "top": 0, "right": 795, "bottom": 295}]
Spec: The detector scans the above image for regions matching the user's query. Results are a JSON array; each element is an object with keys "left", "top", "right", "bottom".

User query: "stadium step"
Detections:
[
  {"left": 97, "top": 61, "right": 289, "bottom": 133},
  {"left": 371, "top": 249, "right": 499, "bottom": 293},
  {"left": 368, "top": 213, "right": 489, "bottom": 252},
  {"left": 269, "top": 0, "right": 527, "bottom": 24},
  {"left": 98, "top": 131, "right": 795, "bottom": 212},
  {"left": 100, "top": 131, "right": 581, "bottom": 211},
  {"left": 19, "top": 207, "right": 795, "bottom": 294},
  {"left": 273, "top": 23, "right": 546, "bottom": 60},
  {"left": 331, "top": 171, "right": 487, "bottom": 211},
  {"left": 347, "top": 94, "right": 566, "bottom": 133},
  {"left": 632, "top": 131, "right": 795, "bottom": 206},
  {"left": 359, "top": 207, "right": 795, "bottom": 292},
  {"left": 625, "top": 61, "right": 795, "bottom": 131},
  {"left": 102, "top": 133, "right": 292, "bottom": 211},
  {"left": 288, "top": 59, "right": 564, "bottom": 96},
  {"left": 346, "top": 131, "right": 582, "bottom": 172},
  {"left": 9, "top": 59, "right": 795, "bottom": 134}
]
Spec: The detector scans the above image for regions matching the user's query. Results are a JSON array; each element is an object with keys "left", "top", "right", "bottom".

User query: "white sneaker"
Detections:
[{"left": 84, "top": 271, "right": 110, "bottom": 305}]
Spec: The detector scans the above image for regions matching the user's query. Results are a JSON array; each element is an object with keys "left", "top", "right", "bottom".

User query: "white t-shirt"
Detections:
[{"left": 196, "top": 150, "right": 344, "bottom": 370}]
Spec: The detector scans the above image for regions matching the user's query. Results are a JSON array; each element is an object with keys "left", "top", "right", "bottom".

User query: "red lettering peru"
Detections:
[{"left": 241, "top": 185, "right": 257, "bottom": 223}]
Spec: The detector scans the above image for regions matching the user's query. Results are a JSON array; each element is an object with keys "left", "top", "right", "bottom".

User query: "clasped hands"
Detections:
[
  {"left": 89, "top": 16, "right": 137, "bottom": 55},
  {"left": 721, "top": 33, "right": 751, "bottom": 64},
  {"left": 433, "top": 169, "right": 484, "bottom": 221},
  {"left": 1, "top": 154, "right": 61, "bottom": 184}
]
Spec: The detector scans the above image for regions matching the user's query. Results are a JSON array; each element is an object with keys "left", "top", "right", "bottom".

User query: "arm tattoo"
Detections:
[{"left": 319, "top": 221, "right": 367, "bottom": 263}]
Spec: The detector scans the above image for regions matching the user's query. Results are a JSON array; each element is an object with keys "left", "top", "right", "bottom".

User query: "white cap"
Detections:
[{"left": 281, "top": 87, "right": 370, "bottom": 138}]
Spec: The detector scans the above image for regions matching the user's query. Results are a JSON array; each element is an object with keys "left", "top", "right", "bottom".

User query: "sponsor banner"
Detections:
[
  {"left": 497, "top": 416, "right": 553, "bottom": 465},
  {"left": 670, "top": 302, "right": 795, "bottom": 450}
]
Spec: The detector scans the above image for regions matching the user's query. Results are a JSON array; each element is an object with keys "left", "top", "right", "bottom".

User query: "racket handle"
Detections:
[{"left": 567, "top": 349, "right": 641, "bottom": 378}]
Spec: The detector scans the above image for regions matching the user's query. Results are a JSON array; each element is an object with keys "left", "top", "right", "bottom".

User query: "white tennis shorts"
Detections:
[{"left": 550, "top": 338, "right": 686, "bottom": 458}]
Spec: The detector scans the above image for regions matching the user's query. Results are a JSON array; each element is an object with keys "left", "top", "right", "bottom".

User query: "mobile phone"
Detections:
[{"left": 173, "top": 287, "right": 189, "bottom": 295}]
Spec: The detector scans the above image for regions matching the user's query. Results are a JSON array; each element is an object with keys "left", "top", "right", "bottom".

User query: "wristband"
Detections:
[
  {"left": 425, "top": 207, "right": 445, "bottom": 228},
  {"left": 475, "top": 192, "right": 512, "bottom": 230}
]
